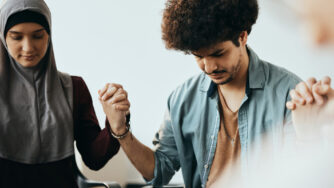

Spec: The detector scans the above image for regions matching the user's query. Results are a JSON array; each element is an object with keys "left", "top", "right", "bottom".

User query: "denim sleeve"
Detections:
[
  {"left": 283, "top": 106, "right": 297, "bottom": 150},
  {"left": 283, "top": 77, "right": 301, "bottom": 149},
  {"left": 145, "top": 108, "right": 181, "bottom": 186}
]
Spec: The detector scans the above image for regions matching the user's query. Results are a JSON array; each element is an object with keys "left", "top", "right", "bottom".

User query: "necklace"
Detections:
[
  {"left": 218, "top": 87, "right": 239, "bottom": 146},
  {"left": 222, "top": 121, "right": 239, "bottom": 145}
]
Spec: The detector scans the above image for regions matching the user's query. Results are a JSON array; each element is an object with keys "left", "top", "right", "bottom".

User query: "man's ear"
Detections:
[{"left": 239, "top": 31, "right": 248, "bottom": 46}]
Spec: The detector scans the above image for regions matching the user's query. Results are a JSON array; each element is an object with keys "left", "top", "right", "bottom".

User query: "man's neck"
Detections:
[
  {"left": 218, "top": 48, "right": 249, "bottom": 112},
  {"left": 219, "top": 48, "right": 249, "bottom": 94}
]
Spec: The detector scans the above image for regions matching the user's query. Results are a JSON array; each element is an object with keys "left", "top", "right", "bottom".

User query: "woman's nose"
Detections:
[{"left": 21, "top": 38, "right": 34, "bottom": 53}]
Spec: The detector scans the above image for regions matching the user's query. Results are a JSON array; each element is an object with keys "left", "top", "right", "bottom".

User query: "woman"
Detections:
[{"left": 0, "top": 0, "right": 123, "bottom": 187}]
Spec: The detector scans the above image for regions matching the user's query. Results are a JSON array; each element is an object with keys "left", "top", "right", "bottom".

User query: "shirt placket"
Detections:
[{"left": 201, "top": 101, "right": 221, "bottom": 187}]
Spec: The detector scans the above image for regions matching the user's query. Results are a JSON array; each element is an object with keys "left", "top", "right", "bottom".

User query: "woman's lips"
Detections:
[{"left": 22, "top": 55, "right": 36, "bottom": 61}]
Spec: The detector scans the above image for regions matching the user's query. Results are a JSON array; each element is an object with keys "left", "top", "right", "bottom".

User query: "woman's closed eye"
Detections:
[
  {"left": 9, "top": 34, "right": 22, "bottom": 40},
  {"left": 33, "top": 33, "right": 44, "bottom": 39}
]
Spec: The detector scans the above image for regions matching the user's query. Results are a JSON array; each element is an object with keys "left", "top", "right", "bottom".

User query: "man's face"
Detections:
[{"left": 192, "top": 40, "right": 244, "bottom": 85}]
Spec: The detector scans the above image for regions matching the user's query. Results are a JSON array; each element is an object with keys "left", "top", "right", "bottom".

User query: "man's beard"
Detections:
[
  {"left": 214, "top": 57, "right": 242, "bottom": 85},
  {"left": 204, "top": 69, "right": 233, "bottom": 85},
  {"left": 217, "top": 76, "right": 233, "bottom": 85}
]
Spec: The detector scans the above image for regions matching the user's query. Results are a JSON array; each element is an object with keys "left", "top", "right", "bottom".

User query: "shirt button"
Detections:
[
  {"left": 204, "top": 164, "right": 208, "bottom": 169},
  {"left": 211, "top": 135, "right": 214, "bottom": 139},
  {"left": 202, "top": 184, "right": 205, "bottom": 187}
]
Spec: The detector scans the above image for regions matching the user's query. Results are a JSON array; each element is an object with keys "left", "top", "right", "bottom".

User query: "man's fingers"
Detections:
[
  {"left": 296, "top": 82, "right": 313, "bottom": 104},
  {"left": 99, "top": 84, "right": 109, "bottom": 98},
  {"left": 99, "top": 83, "right": 123, "bottom": 99},
  {"left": 286, "top": 101, "right": 296, "bottom": 110},
  {"left": 101, "top": 86, "right": 118, "bottom": 101},
  {"left": 290, "top": 89, "right": 306, "bottom": 105},
  {"left": 101, "top": 83, "right": 125, "bottom": 101}
]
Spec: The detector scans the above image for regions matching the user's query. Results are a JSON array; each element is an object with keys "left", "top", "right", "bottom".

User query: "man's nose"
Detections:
[{"left": 203, "top": 58, "right": 218, "bottom": 74}]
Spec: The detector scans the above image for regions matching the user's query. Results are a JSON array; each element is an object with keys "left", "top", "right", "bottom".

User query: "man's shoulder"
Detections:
[
  {"left": 167, "top": 73, "right": 207, "bottom": 107},
  {"left": 261, "top": 60, "right": 302, "bottom": 88}
]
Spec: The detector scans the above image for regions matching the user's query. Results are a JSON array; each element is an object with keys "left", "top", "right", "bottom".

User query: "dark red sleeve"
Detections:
[{"left": 72, "top": 76, "right": 120, "bottom": 170}]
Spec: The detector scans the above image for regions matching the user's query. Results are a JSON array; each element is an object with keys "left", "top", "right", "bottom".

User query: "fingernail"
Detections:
[
  {"left": 307, "top": 97, "right": 313, "bottom": 103},
  {"left": 300, "top": 99, "right": 305, "bottom": 104}
]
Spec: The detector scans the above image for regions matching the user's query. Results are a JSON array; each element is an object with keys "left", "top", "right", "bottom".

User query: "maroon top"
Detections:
[{"left": 0, "top": 76, "right": 120, "bottom": 188}]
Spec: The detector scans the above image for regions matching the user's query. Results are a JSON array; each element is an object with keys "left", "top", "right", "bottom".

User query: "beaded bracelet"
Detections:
[
  {"left": 110, "top": 123, "right": 130, "bottom": 139},
  {"left": 110, "top": 113, "right": 131, "bottom": 139}
]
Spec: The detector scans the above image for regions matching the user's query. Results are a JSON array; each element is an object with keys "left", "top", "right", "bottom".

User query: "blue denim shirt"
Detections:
[{"left": 148, "top": 48, "right": 301, "bottom": 187}]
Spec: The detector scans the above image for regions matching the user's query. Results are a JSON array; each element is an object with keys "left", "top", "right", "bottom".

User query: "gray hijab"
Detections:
[{"left": 0, "top": 0, "right": 74, "bottom": 164}]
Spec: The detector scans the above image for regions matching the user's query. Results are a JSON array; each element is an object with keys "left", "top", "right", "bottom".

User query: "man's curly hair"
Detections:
[{"left": 161, "top": 0, "right": 259, "bottom": 53}]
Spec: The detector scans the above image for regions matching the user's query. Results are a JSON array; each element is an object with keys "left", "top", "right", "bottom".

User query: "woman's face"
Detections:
[{"left": 5, "top": 22, "right": 49, "bottom": 67}]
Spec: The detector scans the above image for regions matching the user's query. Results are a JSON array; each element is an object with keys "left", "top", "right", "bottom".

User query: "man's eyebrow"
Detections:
[
  {"left": 191, "top": 52, "right": 202, "bottom": 57},
  {"left": 192, "top": 48, "right": 225, "bottom": 57},
  {"left": 209, "top": 49, "right": 224, "bottom": 56}
]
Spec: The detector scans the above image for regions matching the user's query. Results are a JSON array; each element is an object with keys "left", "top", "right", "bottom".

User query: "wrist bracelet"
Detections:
[
  {"left": 110, "top": 113, "right": 131, "bottom": 139},
  {"left": 110, "top": 123, "right": 130, "bottom": 139}
]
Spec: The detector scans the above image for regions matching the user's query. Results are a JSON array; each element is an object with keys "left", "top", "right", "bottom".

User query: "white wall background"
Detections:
[{"left": 4, "top": 0, "right": 334, "bottom": 186}]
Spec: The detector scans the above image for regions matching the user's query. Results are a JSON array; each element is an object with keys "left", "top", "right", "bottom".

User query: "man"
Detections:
[
  {"left": 219, "top": 1, "right": 334, "bottom": 187},
  {"left": 99, "top": 0, "right": 302, "bottom": 187}
]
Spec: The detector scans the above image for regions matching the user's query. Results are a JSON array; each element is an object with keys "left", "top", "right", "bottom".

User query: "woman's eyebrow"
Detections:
[
  {"left": 8, "top": 28, "right": 45, "bottom": 34},
  {"left": 33, "top": 28, "right": 45, "bottom": 33}
]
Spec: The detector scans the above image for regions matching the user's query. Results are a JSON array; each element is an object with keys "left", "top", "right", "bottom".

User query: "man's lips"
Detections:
[{"left": 207, "top": 70, "right": 227, "bottom": 78}]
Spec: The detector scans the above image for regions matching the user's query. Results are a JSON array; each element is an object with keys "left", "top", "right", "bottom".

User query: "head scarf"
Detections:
[
  {"left": 0, "top": 0, "right": 74, "bottom": 164},
  {"left": 5, "top": 10, "right": 50, "bottom": 37}
]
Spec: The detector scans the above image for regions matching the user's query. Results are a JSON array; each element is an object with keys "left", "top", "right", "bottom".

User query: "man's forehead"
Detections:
[{"left": 192, "top": 41, "right": 232, "bottom": 55}]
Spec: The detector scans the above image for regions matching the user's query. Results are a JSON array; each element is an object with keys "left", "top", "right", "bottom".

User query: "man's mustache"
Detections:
[{"left": 205, "top": 70, "right": 227, "bottom": 75}]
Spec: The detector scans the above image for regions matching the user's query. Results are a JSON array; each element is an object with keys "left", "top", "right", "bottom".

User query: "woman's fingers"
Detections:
[
  {"left": 115, "top": 104, "right": 130, "bottom": 111},
  {"left": 109, "top": 95, "right": 130, "bottom": 105},
  {"left": 110, "top": 100, "right": 130, "bottom": 111}
]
